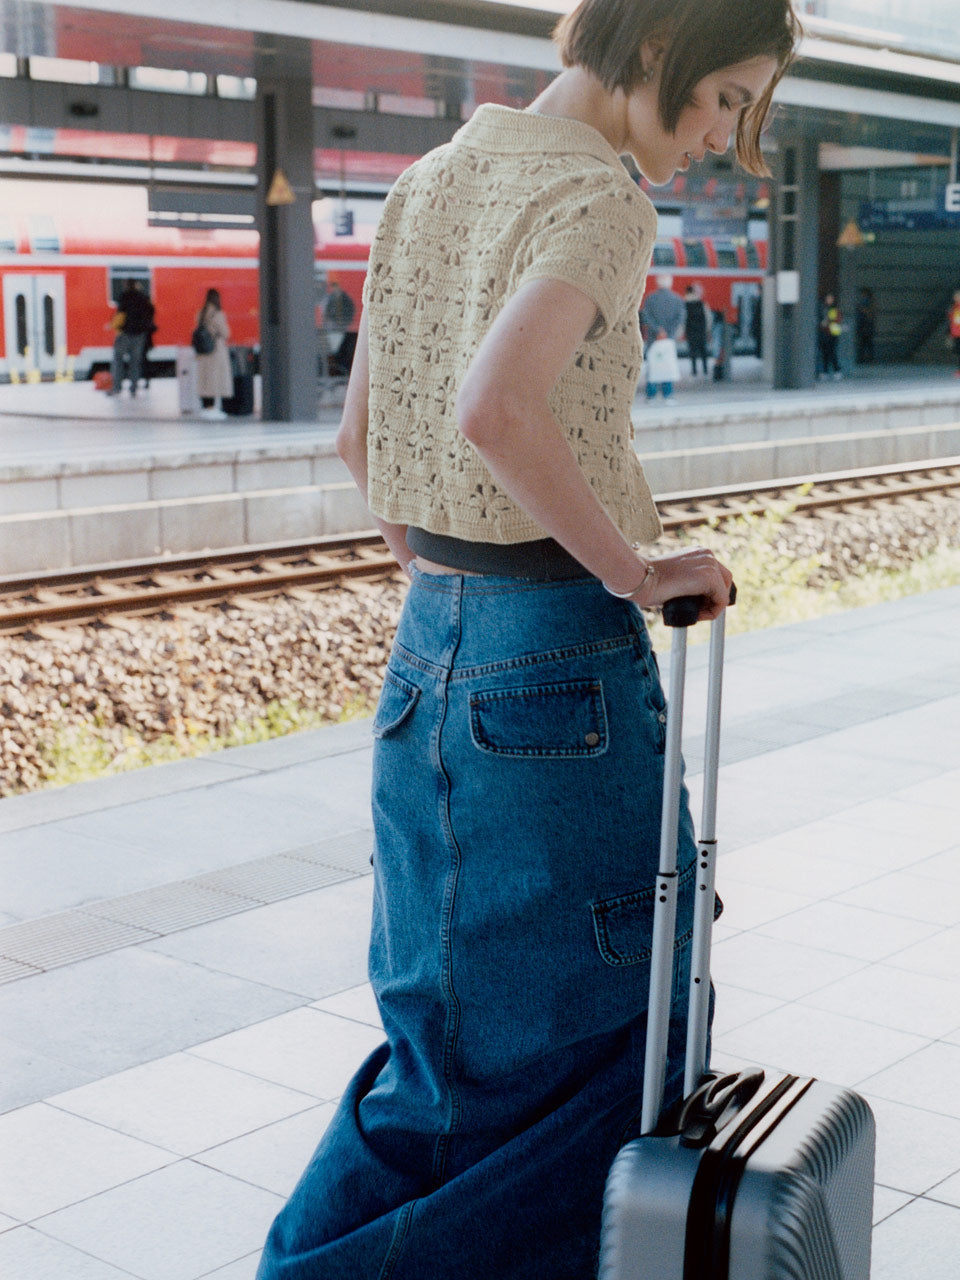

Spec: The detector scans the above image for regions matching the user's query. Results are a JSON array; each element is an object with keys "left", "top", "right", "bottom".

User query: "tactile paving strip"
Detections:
[{"left": 0, "top": 827, "right": 375, "bottom": 985}]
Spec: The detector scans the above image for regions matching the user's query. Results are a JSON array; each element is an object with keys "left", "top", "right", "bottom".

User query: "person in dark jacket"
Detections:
[
  {"left": 683, "top": 282, "right": 711, "bottom": 375},
  {"left": 109, "top": 280, "right": 154, "bottom": 397}
]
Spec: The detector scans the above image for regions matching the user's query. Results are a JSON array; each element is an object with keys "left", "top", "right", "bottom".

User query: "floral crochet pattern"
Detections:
[{"left": 364, "top": 104, "right": 662, "bottom": 545}]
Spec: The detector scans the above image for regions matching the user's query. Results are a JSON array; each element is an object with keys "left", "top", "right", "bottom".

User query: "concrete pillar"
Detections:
[
  {"left": 255, "top": 37, "right": 317, "bottom": 422},
  {"left": 769, "top": 137, "right": 820, "bottom": 389}
]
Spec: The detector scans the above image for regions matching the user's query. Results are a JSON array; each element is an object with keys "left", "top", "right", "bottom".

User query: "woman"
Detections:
[
  {"left": 257, "top": 2, "right": 798, "bottom": 1276},
  {"left": 194, "top": 287, "right": 232, "bottom": 418},
  {"left": 948, "top": 289, "right": 960, "bottom": 377},
  {"left": 818, "top": 292, "right": 842, "bottom": 380},
  {"left": 684, "top": 281, "right": 711, "bottom": 375}
]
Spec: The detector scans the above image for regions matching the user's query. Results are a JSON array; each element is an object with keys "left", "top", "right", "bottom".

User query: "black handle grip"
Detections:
[{"left": 662, "top": 583, "right": 737, "bottom": 629}]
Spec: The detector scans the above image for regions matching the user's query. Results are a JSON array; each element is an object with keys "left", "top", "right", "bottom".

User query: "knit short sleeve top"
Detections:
[{"left": 364, "top": 103, "right": 662, "bottom": 545}]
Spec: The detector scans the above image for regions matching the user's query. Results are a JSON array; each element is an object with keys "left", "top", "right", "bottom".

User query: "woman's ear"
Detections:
[{"left": 640, "top": 36, "right": 667, "bottom": 75}]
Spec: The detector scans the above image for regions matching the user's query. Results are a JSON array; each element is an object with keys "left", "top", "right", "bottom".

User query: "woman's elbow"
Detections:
[
  {"left": 336, "top": 419, "right": 365, "bottom": 471},
  {"left": 456, "top": 382, "right": 524, "bottom": 452}
]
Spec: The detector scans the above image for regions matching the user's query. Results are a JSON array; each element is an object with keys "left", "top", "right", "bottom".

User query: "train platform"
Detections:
[{"left": 2, "top": 586, "right": 960, "bottom": 1278}]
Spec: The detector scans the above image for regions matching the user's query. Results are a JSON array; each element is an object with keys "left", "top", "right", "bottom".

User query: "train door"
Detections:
[{"left": 2, "top": 274, "right": 67, "bottom": 375}]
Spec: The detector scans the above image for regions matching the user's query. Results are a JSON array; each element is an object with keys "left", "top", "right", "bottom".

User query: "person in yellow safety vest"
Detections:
[
  {"left": 818, "top": 293, "right": 842, "bottom": 380},
  {"left": 947, "top": 290, "right": 960, "bottom": 378}
]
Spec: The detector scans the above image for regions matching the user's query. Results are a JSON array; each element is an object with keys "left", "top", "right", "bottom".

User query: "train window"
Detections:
[
  {"left": 15, "top": 294, "right": 27, "bottom": 356},
  {"left": 744, "top": 242, "right": 760, "bottom": 268},
  {"left": 108, "top": 265, "right": 151, "bottom": 304},
  {"left": 652, "top": 242, "right": 676, "bottom": 267},
  {"left": 42, "top": 293, "right": 56, "bottom": 357},
  {"left": 0, "top": 217, "right": 15, "bottom": 252},
  {"left": 715, "top": 244, "right": 739, "bottom": 268},
  {"left": 28, "top": 216, "right": 60, "bottom": 254},
  {"left": 682, "top": 239, "right": 708, "bottom": 267}
]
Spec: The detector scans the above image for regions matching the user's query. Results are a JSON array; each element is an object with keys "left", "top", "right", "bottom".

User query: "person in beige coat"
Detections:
[{"left": 195, "top": 288, "right": 233, "bottom": 419}]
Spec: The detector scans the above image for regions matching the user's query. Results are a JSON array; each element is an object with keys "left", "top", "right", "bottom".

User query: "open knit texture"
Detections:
[{"left": 364, "top": 104, "right": 663, "bottom": 545}]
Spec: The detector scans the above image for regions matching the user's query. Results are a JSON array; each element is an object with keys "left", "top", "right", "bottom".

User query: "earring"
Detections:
[{"left": 640, "top": 65, "right": 655, "bottom": 85}]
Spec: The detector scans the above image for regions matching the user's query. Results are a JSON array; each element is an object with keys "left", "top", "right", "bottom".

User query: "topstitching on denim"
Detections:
[{"left": 429, "top": 577, "right": 466, "bottom": 1188}]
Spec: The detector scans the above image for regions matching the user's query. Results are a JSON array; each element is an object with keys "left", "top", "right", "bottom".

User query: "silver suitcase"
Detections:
[{"left": 600, "top": 595, "right": 875, "bottom": 1280}]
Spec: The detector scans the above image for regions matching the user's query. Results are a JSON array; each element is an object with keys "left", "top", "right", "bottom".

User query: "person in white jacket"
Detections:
[{"left": 194, "top": 288, "right": 233, "bottom": 419}]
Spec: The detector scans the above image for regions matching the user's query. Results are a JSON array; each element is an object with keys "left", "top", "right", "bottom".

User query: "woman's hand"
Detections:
[{"left": 628, "top": 547, "right": 734, "bottom": 621}]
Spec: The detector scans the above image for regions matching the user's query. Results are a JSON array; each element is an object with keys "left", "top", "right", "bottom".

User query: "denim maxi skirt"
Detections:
[{"left": 256, "top": 569, "right": 708, "bottom": 1280}]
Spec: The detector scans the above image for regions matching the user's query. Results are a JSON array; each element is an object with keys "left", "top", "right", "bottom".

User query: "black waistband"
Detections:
[{"left": 406, "top": 527, "right": 592, "bottom": 581}]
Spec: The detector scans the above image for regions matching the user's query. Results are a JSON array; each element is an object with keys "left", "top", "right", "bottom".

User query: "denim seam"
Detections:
[
  {"left": 451, "top": 633, "right": 635, "bottom": 680},
  {"left": 376, "top": 1198, "right": 416, "bottom": 1280},
  {"left": 410, "top": 570, "right": 602, "bottom": 597},
  {"left": 431, "top": 579, "right": 465, "bottom": 1187},
  {"left": 591, "top": 862, "right": 699, "bottom": 967}
]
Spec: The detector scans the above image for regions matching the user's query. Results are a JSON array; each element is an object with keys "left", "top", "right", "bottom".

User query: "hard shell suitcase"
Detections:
[{"left": 600, "top": 596, "right": 875, "bottom": 1280}]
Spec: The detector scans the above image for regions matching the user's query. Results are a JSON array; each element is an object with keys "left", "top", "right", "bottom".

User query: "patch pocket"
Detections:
[
  {"left": 469, "top": 679, "right": 608, "bottom": 759},
  {"left": 592, "top": 861, "right": 698, "bottom": 971},
  {"left": 372, "top": 670, "right": 421, "bottom": 739}
]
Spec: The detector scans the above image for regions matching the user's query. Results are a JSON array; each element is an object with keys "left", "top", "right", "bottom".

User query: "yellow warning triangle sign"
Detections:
[{"left": 266, "top": 168, "right": 296, "bottom": 206}]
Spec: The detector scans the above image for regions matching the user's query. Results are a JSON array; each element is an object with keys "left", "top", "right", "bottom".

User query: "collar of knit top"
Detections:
[{"left": 456, "top": 103, "right": 624, "bottom": 168}]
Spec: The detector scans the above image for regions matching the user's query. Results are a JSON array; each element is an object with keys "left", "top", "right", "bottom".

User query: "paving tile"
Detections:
[
  {"left": 196, "top": 1101, "right": 336, "bottom": 1196},
  {"left": 57, "top": 785, "right": 357, "bottom": 879},
  {"left": 199, "top": 1252, "right": 263, "bottom": 1279},
  {"left": 861, "top": 1042, "right": 960, "bottom": 1120},
  {"left": 927, "top": 1169, "right": 960, "bottom": 1210},
  {"left": 312, "top": 981, "right": 382, "bottom": 1028},
  {"left": 910, "top": 843, "right": 960, "bottom": 886},
  {"left": 0, "top": 948, "right": 305, "bottom": 1086},
  {"left": 0, "top": 1225, "right": 136, "bottom": 1279},
  {"left": 710, "top": 984, "right": 783, "bottom": 1037},
  {"left": 755, "top": 900, "right": 940, "bottom": 962},
  {"left": 893, "top": 765, "right": 960, "bottom": 812},
  {"left": 884, "top": 925, "right": 960, "bottom": 982},
  {"left": 800, "top": 964, "right": 960, "bottom": 1040},
  {"left": 0, "top": 1032, "right": 97, "bottom": 1116},
  {"left": 836, "top": 872, "right": 960, "bottom": 927},
  {"left": 864, "top": 1096, "right": 960, "bottom": 1195},
  {"left": 714, "top": 1004, "right": 926, "bottom": 1088},
  {"left": 0, "top": 1102, "right": 173, "bottom": 1220},
  {"left": 217, "top": 718, "right": 372, "bottom": 770},
  {"left": 711, "top": 932, "right": 866, "bottom": 1000},
  {"left": 189, "top": 1006, "right": 384, "bottom": 1101},
  {"left": 831, "top": 796, "right": 959, "bottom": 844},
  {"left": 49, "top": 1052, "right": 319, "bottom": 1157},
  {"left": 870, "top": 1195, "right": 960, "bottom": 1280},
  {"left": 0, "top": 825, "right": 164, "bottom": 919},
  {"left": 37, "top": 1159, "right": 283, "bottom": 1280},
  {"left": 0, "top": 755, "right": 256, "bottom": 836},
  {"left": 708, "top": 880, "right": 814, "bottom": 933},
  {"left": 718, "top": 840, "right": 880, "bottom": 899},
  {"left": 145, "top": 878, "right": 374, "bottom": 1001},
  {"left": 0, "top": 1212, "right": 18, "bottom": 1233},
  {"left": 873, "top": 1186, "right": 914, "bottom": 1225},
  {"left": 758, "top": 813, "right": 947, "bottom": 872}
]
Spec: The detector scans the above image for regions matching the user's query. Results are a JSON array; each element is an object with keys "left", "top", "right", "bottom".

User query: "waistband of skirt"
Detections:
[{"left": 406, "top": 527, "right": 593, "bottom": 581}]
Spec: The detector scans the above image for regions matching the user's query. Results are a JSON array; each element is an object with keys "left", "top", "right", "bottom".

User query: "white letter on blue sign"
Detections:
[{"left": 946, "top": 184, "right": 960, "bottom": 213}]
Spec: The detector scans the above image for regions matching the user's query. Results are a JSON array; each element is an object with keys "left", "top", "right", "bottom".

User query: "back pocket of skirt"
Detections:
[
  {"left": 372, "top": 670, "right": 420, "bottom": 738},
  {"left": 469, "top": 679, "right": 607, "bottom": 758}
]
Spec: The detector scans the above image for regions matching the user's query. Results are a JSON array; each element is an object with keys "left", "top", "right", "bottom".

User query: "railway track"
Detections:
[{"left": 2, "top": 458, "right": 959, "bottom": 634}]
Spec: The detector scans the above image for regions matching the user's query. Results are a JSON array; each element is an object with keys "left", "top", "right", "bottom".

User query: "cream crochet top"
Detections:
[{"left": 364, "top": 104, "right": 662, "bottom": 545}]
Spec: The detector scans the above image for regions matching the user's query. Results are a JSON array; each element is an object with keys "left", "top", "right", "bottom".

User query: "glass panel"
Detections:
[
  {"left": 683, "top": 240, "right": 708, "bottom": 267},
  {"left": 42, "top": 293, "right": 55, "bottom": 357},
  {"left": 809, "top": 1, "right": 960, "bottom": 57},
  {"left": 109, "top": 265, "right": 151, "bottom": 305},
  {"left": 29, "top": 57, "right": 99, "bottom": 84},
  {"left": 15, "top": 294, "right": 27, "bottom": 355},
  {"left": 744, "top": 242, "right": 760, "bottom": 268},
  {"left": 652, "top": 242, "right": 676, "bottom": 266},
  {"left": 715, "top": 245, "right": 738, "bottom": 268},
  {"left": 0, "top": 217, "right": 16, "bottom": 252},
  {"left": 130, "top": 67, "right": 207, "bottom": 95}
]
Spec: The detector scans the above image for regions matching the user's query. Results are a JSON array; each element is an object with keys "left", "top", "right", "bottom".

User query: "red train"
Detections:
[{"left": 0, "top": 179, "right": 767, "bottom": 381}]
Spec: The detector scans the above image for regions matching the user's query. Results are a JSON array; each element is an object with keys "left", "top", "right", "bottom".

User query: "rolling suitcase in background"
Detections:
[
  {"left": 600, "top": 594, "right": 875, "bottom": 1280},
  {"left": 223, "top": 347, "right": 255, "bottom": 416}
]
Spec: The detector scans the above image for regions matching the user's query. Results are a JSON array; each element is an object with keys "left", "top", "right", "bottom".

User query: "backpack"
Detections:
[{"left": 191, "top": 322, "right": 216, "bottom": 355}]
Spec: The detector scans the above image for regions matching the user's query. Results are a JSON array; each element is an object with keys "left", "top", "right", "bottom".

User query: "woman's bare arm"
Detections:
[
  {"left": 456, "top": 278, "right": 732, "bottom": 615},
  {"left": 335, "top": 309, "right": 415, "bottom": 572}
]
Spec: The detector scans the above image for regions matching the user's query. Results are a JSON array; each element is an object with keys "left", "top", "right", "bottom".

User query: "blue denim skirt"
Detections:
[{"left": 257, "top": 569, "right": 706, "bottom": 1280}]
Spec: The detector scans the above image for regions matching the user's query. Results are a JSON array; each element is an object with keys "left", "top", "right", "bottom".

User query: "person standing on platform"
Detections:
[
  {"left": 323, "top": 280, "right": 357, "bottom": 376},
  {"left": 818, "top": 292, "right": 843, "bottom": 379},
  {"left": 645, "top": 327, "right": 682, "bottom": 397},
  {"left": 194, "top": 288, "right": 233, "bottom": 419},
  {"left": 640, "top": 272, "right": 685, "bottom": 342},
  {"left": 683, "top": 281, "right": 711, "bottom": 375},
  {"left": 947, "top": 290, "right": 960, "bottom": 377},
  {"left": 256, "top": 1, "right": 797, "bottom": 1277},
  {"left": 108, "top": 279, "right": 153, "bottom": 397}
]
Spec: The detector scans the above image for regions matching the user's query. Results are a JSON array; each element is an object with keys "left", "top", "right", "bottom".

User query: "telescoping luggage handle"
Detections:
[{"left": 640, "top": 587, "right": 735, "bottom": 1137}]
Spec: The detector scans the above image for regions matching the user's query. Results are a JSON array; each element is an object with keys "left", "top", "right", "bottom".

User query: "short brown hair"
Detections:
[{"left": 554, "top": 0, "right": 801, "bottom": 176}]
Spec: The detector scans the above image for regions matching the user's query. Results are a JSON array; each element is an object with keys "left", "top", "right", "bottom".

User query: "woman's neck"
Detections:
[{"left": 525, "top": 67, "right": 628, "bottom": 155}]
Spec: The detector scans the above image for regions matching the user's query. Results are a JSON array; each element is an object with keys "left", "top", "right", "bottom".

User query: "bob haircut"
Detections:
[{"left": 554, "top": 0, "right": 801, "bottom": 176}]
